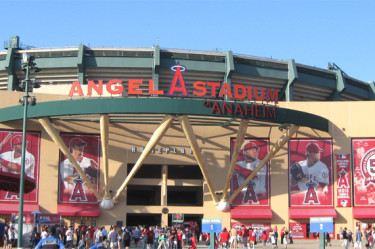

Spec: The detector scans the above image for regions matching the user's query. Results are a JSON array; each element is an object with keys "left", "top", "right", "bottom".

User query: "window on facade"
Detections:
[
  {"left": 167, "top": 186, "right": 203, "bottom": 206},
  {"left": 167, "top": 165, "right": 203, "bottom": 179},
  {"left": 127, "top": 185, "right": 161, "bottom": 205},
  {"left": 127, "top": 164, "right": 162, "bottom": 179}
]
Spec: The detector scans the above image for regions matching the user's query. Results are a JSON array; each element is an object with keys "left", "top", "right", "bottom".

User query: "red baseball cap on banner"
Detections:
[
  {"left": 306, "top": 142, "right": 323, "bottom": 153},
  {"left": 69, "top": 137, "right": 87, "bottom": 148},
  {"left": 242, "top": 141, "right": 260, "bottom": 151}
]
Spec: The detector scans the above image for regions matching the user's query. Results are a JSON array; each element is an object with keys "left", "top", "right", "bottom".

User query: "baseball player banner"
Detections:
[
  {"left": 58, "top": 134, "right": 100, "bottom": 204},
  {"left": 352, "top": 139, "right": 375, "bottom": 206},
  {"left": 289, "top": 139, "right": 333, "bottom": 207},
  {"left": 231, "top": 138, "right": 270, "bottom": 207},
  {"left": 0, "top": 130, "right": 40, "bottom": 203},
  {"left": 336, "top": 154, "right": 351, "bottom": 207}
]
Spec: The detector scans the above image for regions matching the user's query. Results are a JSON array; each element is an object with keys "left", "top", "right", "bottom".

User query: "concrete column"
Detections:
[{"left": 161, "top": 165, "right": 168, "bottom": 227}]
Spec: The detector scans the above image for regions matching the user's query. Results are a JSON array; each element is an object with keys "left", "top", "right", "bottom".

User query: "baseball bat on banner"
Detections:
[{"left": 0, "top": 131, "right": 15, "bottom": 150}]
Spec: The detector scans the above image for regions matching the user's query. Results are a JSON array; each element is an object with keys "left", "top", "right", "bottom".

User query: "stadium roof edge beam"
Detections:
[
  {"left": 0, "top": 98, "right": 329, "bottom": 132},
  {"left": 0, "top": 35, "right": 372, "bottom": 100}
]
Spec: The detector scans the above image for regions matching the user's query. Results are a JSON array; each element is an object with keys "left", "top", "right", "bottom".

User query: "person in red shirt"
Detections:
[
  {"left": 188, "top": 232, "right": 197, "bottom": 249},
  {"left": 248, "top": 228, "right": 256, "bottom": 249},
  {"left": 220, "top": 228, "right": 230, "bottom": 248},
  {"left": 242, "top": 226, "right": 249, "bottom": 249},
  {"left": 280, "top": 227, "right": 285, "bottom": 245},
  {"left": 147, "top": 226, "right": 155, "bottom": 249},
  {"left": 177, "top": 229, "right": 183, "bottom": 249},
  {"left": 261, "top": 231, "right": 268, "bottom": 249}
]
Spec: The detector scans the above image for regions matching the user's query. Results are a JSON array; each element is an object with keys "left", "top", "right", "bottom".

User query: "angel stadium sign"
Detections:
[{"left": 68, "top": 63, "right": 279, "bottom": 105}]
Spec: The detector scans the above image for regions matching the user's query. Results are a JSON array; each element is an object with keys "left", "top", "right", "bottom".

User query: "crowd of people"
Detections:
[
  {"left": 215, "top": 226, "right": 292, "bottom": 249},
  {"left": 339, "top": 226, "right": 375, "bottom": 249},
  {"left": 2, "top": 224, "right": 202, "bottom": 249}
]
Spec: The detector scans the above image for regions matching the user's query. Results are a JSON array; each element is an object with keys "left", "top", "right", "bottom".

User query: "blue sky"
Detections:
[{"left": 1, "top": 0, "right": 374, "bottom": 82}]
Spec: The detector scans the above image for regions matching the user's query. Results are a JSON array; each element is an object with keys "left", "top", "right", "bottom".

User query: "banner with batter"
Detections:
[
  {"left": 0, "top": 130, "right": 40, "bottom": 203},
  {"left": 289, "top": 139, "right": 333, "bottom": 207},
  {"left": 231, "top": 138, "right": 270, "bottom": 207},
  {"left": 352, "top": 139, "right": 375, "bottom": 206},
  {"left": 58, "top": 134, "right": 100, "bottom": 204},
  {"left": 336, "top": 154, "right": 351, "bottom": 207}
]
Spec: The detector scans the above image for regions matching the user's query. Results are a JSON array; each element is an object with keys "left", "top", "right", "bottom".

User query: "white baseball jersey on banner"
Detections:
[
  {"left": 0, "top": 151, "right": 35, "bottom": 178},
  {"left": 60, "top": 157, "right": 95, "bottom": 188},
  {"left": 236, "top": 159, "right": 267, "bottom": 194},
  {"left": 297, "top": 159, "right": 329, "bottom": 191}
]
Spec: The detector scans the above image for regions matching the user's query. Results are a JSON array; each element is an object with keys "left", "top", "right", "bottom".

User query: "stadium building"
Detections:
[{"left": 0, "top": 35, "right": 375, "bottom": 240}]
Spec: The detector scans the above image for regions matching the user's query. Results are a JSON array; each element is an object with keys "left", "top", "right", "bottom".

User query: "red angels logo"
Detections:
[{"left": 361, "top": 148, "right": 375, "bottom": 185}]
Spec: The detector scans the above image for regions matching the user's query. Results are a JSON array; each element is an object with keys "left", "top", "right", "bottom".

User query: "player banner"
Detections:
[
  {"left": 58, "top": 134, "right": 100, "bottom": 204},
  {"left": 352, "top": 139, "right": 375, "bottom": 206},
  {"left": 289, "top": 139, "right": 333, "bottom": 207},
  {"left": 336, "top": 154, "right": 351, "bottom": 207},
  {"left": 231, "top": 138, "right": 270, "bottom": 207},
  {"left": 0, "top": 130, "right": 40, "bottom": 203}
]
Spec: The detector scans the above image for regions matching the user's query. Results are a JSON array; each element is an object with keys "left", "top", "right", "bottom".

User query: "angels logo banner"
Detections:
[
  {"left": 0, "top": 130, "right": 40, "bottom": 203},
  {"left": 336, "top": 154, "right": 351, "bottom": 207},
  {"left": 289, "top": 139, "right": 333, "bottom": 207},
  {"left": 58, "top": 134, "right": 100, "bottom": 204},
  {"left": 231, "top": 138, "right": 270, "bottom": 207},
  {"left": 352, "top": 139, "right": 375, "bottom": 206}
]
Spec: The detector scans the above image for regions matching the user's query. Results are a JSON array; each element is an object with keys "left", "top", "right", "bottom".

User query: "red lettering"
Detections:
[
  {"left": 267, "top": 88, "right": 279, "bottom": 104},
  {"left": 370, "top": 159, "right": 375, "bottom": 173},
  {"left": 338, "top": 174, "right": 349, "bottom": 187},
  {"left": 255, "top": 105, "right": 260, "bottom": 117},
  {"left": 128, "top": 79, "right": 143, "bottom": 95},
  {"left": 168, "top": 66, "right": 188, "bottom": 96},
  {"left": 207, "top": 82, "right": 221, "bottom": 97},
  {"left": 304, "top": 184, "right": 319, "bottom": 204},
  {"left": 254, "top": 87, "right": 265, "bottom": 101},
  {"left": 69, "top": 81, "right": 84, "bottom": 97},
  {"left": 87, "top": 80, "right": 103, "bottom": 96},
  {"left": 266, "top": 107, "right": 276, "bottom": 119},
  {"left": 234, "top": 84, "right": 246, "bottom": 99},
  {"left": 71, "top": 178, "right": 87, "bottom": 201},
  {"left": 245, "top": 104, "right": 254, "bottom": 117},
  {"left": 149, "top": 80, "right": 164, "bottom": 95},
  {"left": 5, "top": 192, "right": 19, "bottom": 200},
  {"left": 234, "top": 104, "right": 244, "bottom": 115},
  {"left": 106, "top": 79, "right": 123, "bottom": 95},
  {"left": 219, "top": 83, "right": 233, "bottom": 98},
  {"left": 193, "top": 81, "right": 207, "bottom": 96},
  {"left": 223, "top": 103, "right": 233, "bottom": 114},
  {"left": 243, "top": 183, "right": 258, "bottom": 204},
  {"left": 211, "top": 102, "right": 222, "bottom": 114},
  {"left": 248, "top": 86, "right": 253, "bottom": 100}
]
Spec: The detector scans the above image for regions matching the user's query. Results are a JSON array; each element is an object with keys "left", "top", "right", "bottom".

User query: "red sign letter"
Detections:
[{"left": 69, "top": 81, "right": 84, "bottom": 97}]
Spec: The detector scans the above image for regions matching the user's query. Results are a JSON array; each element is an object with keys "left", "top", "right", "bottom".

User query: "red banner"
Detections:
[
  {"left": 0, "top": 130, "right": 40, "bottom": 203},
  {"left": 58, "top": 134, "right": 100, "bottom": 204},
  {"left": 336, "top": 154, "right": 351, "bottom": 207},
  {"left": 352, "top": 139, "right": 375, "bottom": 206},
  {"left": 288, "top": 139, "right": 333, "bottom": 207},
  {"left": 231, "top": 138, "right": 270, "bottom": 207},
  {"left": 289, "top": 223, "right": 306, "bottom": 239}
]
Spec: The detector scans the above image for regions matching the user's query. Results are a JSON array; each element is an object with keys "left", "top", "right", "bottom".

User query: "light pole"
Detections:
[{"left": 17, "top": 53, "right": 39, "bottom": 248}]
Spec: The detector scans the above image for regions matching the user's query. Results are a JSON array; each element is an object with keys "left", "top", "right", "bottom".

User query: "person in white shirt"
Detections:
[{"left": 65, "top": 226, "right": 74, "bottom": 249}]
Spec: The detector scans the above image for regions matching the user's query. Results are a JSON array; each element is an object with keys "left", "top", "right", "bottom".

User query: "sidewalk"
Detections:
[{"left": 195, "top": 239, "right": 353, "bottom": 249}]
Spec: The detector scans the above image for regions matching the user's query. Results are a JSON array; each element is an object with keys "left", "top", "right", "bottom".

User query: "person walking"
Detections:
[{"left": 355, "top": 227, "right": 363, "bottom": 249}]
